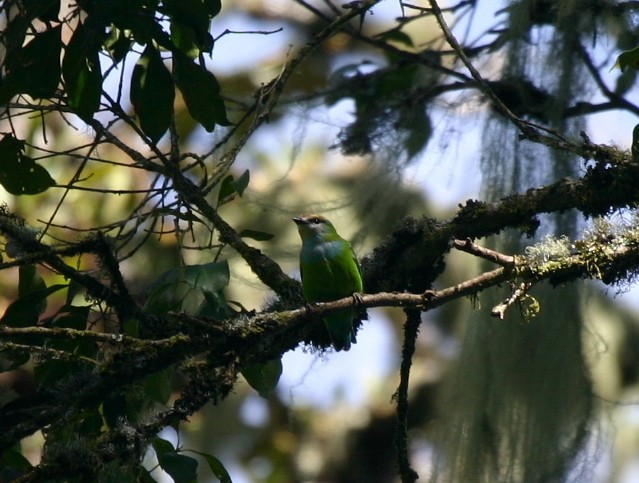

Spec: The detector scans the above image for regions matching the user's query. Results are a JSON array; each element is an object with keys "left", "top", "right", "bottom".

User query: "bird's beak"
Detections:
[{"left": 292, "top": 217, "right": 305, "bottom": 225}]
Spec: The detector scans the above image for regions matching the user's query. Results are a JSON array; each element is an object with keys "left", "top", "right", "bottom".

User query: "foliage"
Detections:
[{"left": 1, "top": 0, "right": 639, "bottom": 482}]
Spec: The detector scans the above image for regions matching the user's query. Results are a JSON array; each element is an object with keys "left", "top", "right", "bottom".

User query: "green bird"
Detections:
[{"left": 293, "top": 214, "right": 363, "bottom": 351}]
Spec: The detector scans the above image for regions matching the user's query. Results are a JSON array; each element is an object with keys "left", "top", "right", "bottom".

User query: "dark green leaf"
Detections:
[
  {"left": 158, "top": 453, "right": 198, "bottom": 483},
  {"left": 170, "top": 21, "right": 201, "bottom": 58},
  {"left": 137, "top": 467, "right": 158, "bottom": 483},
  {"left": 104, "top": 27, "right": 132, "bottom": 65},
  {"left": 144, "top": 269, "right": 191, "bottom": 315},
  {"left": 145, "top": 262, "right": 230, "bottom": 316},
  {"left": 0, "top": 134, "right": 56, "bottom": 195},
  {"left": 0, "top": 135, "right": 25, "bottom": 160},
  {"left": 183, "top": 261, "right": 230, "bottom": 293},
  {"left": 24, "top": 0, "right": 60, "bottom": 22},
  {"left": 617, "top": 71, "right": 638, "bottom": 97},
  {"left": 242, "top": 358, "right": 282, "bottom": 398},
  {"left": 34, "top": 359, "right": 85, "bottom": 388},
  {"left": 152, "top": 437, "right": 175, "bottom": 456},
  {"left": 217, "top": 175, "right": 236, "bottom": 206},
  {"left": 79, "top": 409, "right": 104, "bottom": 436},
  {"left": 174, "top": 52, "right": 230, "bottom": 131},
  {"left": 376, "top": 64, "right": 419, "bottom": 96},
  {"left": 63, "top": 19, "right": 104, "bottom": 121},
  {"left": 145, "top": 368, "right": 173, "bottom": 405},
  {"left": 233, "top": 169, "right": 250, "bottom": 196},
  {"left": 53, "top": 305, "right": 90, "bottom": 330},
  {"left": 163, "top": 0, "right": 217, "bottom": 54},
  {"left": 616, "top": 46, "right": 639, "bottom": 72},
  {"left": 124, "top": 318, "right": 140, "bottom": 337},
  {"left": 238, "top": 229, "right": 274, "bottom": 241},
  {"left": 130, "top": 45, "right": 175, "bottom": 142},
  {"left": 102, "top": 393, "right": 128, "bottom": 429},
  {"left": 66, "top": 279, "right": 86, "bottom": 306},
  {"left": 376, "top": 28, "right": 414, "bottom": 48},
  {"left": 0, "top": 153, "right": 56, "bottom": 195},
  {"left": 1, "top": 284, "right": 66, "bottom": 327},
  {"left": 188, "top": 451, "right": 231, "bottom": 483},
  {"left": 1, "top": 447, "right": 32, "bottom": 472},
  {"left": 401, "top": 108, "right": 431, "bottom": 157},
  {"left": 217, "top": 170, "right": 249, "bottom": 206},
  {"left": 199, "top": 289, "right": 231, "bottom": 319},
  {"left": 3, "top": 25, "right": 62, "bottom": 101},
  {"left": 18, "top": 264, "right": 45, "bottom": 298},
  {"left": 204, "top": 0, "right": 222, "bottom": 17},
  {"left": 185, "top": 262, "right": 231, "bottom": 318},
  {"left": 0, "top": 448, "right": 32, "bottom": 483},
  {"left": 633, "top": 123, "right": 639, "bottom": 163}
]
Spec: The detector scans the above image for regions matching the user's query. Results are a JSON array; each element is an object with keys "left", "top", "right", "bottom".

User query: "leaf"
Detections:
[
  {"left": 102, "top": 393, "right": 128, "bottom": 429},
  {"left": 123, "top": 318, "right": 139, "bottom": 337},
  {"left": 0, "top": 447, "right": 32, "bottom": 481},
  {"left": 233, "top": 169, "right": 250, "bottom": 196},
  {"left": 153, "top": 437, "right": 199, "bottom": 483},
  {"left": 130, "top": 44, "right": 175, "bottom": 142},
  {"left": 174, "top": 52, "right": 230, "bottom": 131},
  {"left": 145, "top": 367, "right": 173, "bottom": 405},
  {"left": 242, "top": 358, "right": 282, "bottom": 398},
  {"left": 53, "top": 305, "right": 90, "bottom": 330},
  {"left": 615, "top": 46, "right": 639, "bottom": 72},
  {"left": 163, "top": 0, "right": 219, "bottom": 55},
  {"left": 1, "top": 284, "right": 67, "bottom": 327},
  {"left": 615, "top": 68, "right": 637, "bottom": 97},
  {"left": 104, "top": 27, "right": 132, "bottom": 65},
  {"left": 145, "top": 262, "right": 230, "bottom": 316},
  {"left": 18, "top": 264, "right": 45, "bottom": 298},
  {"left": 63, "top": 18, "right": 104, "bottom": 121},
  {"left": 183, "top": 261, "right": 230, "bottom": 294},
  {"left": 198, "top": 289, "right": 231, "bottom": 320},
  {"left": 23, "top": 0, "right": 60, "bottom": 22},
  {"left": 34, "top": 359, "right": 85, "bottom": 388},
  {"left": 238, "top": 229, "right": 274, "bottom": 242},
  {"left": 78, "top": 409, "right": 104, "bottom": 436},
  {"left": 184, "top": 261, "right": 231, "bottom": 319},
  {"left": 152, "top": 437, "right": 175, "bottom": 455},
  {"left": 0, "top": 134, "right": 56, "bottom": 195},
  {"left": 159, "top": 453, "right": 198, "bottom": 483},
  {"left": 170, "top": 21, "right": 202, "bottom": 58},
  {"left": 66, "top": 279, "right": 86, "bottom": 306},
  {"left": 217, "top": 170, "right": 250, "bottom": 206},
  {"left": 144, "top": 274, "right": 190, "bottom": 315},
  {"left": 401, "top": 108, "right": 432, "bottom": 157},
  {"left": 188, "top": 451, "right": 231, "bottom": 483},
  {"left": 376, "top": 28, "right": 414, "bottom": 48},
  {"left": 1, "top": 25, "right": 62, "bottom": 102},
  {"left": 0, "top": 448, "right": 33, "bottom": 472},
  {"left": 217, "top": 175, "right": 236, "bottom": 206},
  {"left": 0, "top": 153, "right": 56, "bottom": 195}
]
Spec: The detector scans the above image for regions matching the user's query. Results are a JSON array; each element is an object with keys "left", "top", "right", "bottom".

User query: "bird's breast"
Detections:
[{"left": 301, "top": 239, "right": 345, "bottom": 263}]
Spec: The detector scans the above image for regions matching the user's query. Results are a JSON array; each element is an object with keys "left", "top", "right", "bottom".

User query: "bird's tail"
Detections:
[{"left": 324, "top": 309, "right": 356, "bottom": 351}]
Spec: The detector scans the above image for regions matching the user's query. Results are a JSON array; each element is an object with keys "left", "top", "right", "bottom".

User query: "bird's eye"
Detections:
[{"left": 310, "top": 217, "right": 321, "bottom": 224}]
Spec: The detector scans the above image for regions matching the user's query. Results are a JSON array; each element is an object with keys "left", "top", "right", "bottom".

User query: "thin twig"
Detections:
[
  {"left": 453, "top": 239, "right": 515, "bottom": 266},
  {"left": 393, "top": 309, "right": 420, "bottom": 483}
]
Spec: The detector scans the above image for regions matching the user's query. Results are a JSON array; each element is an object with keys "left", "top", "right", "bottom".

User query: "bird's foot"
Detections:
[{"left": 352, "top": 292, "right": 364, "bottom": 306}]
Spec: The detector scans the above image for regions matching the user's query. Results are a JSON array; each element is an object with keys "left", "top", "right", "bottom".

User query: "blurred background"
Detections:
[{"left": 3, "top": 0, "right": 639, "bottom": 481}]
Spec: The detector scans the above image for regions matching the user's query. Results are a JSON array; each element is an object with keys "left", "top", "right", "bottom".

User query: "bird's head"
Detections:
[{"left": 292, "top": 214, "right": 339, "bottom": 242}]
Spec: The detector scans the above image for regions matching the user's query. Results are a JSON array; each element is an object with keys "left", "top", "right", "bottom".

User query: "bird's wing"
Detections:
[{"left": 352, "top": 249, "right": 362, "bottom": 280}]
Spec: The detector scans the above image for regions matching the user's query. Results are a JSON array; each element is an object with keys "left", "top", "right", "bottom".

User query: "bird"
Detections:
[{"left": 293, "top": 214, "right": 363, "bottom": 351}]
